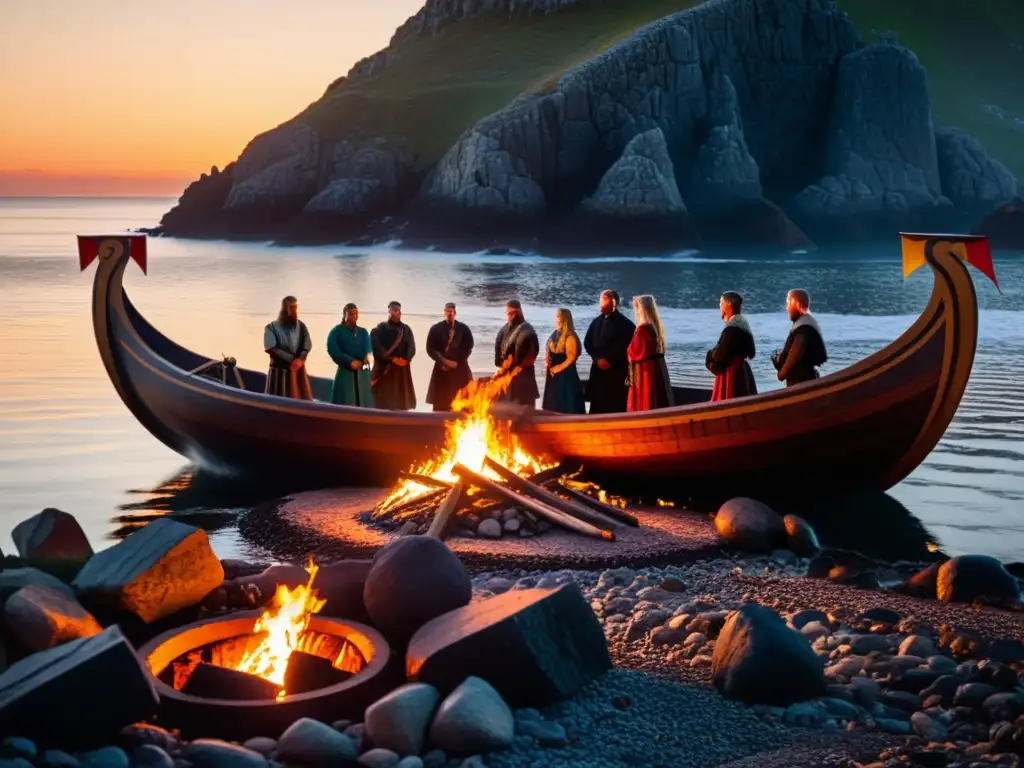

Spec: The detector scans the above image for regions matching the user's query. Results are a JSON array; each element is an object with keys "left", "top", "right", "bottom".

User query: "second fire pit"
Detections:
[{"left": 139, "top": 611, "right": 392, "bottom": 740}]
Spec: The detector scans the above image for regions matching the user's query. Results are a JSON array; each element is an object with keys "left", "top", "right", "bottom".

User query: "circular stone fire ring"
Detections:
[{"left": 139, "top": 610, "right": 394, "bottom": 740}]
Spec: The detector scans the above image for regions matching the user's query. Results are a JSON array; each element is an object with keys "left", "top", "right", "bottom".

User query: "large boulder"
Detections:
[
  {"left": 0, "top": 567, "right": 75, "bottom": 604},
  {"left": 936, "top": 555, "right": 1021, "bottom": 607},
  {"left": 3, "top": 585, "right": 102, "bottom": 652},
  {"left": 11, "top": 508, "right": 93, "bottom": 565},
  {"left": 315, "top": 560, "right": 373, "bottom": 622},
  {"left": 714, "top": 498, "right": 786, "bottom": 552},
  {"left": 935, "top": 126, "right": 1017, "bottom": 216},
  {"left": 407, "top": 583, "right": 611, "bottom": 707},
  {"left": 0, "top": 625, "right": 158, "bottom": 749},
  {"left": 363, "top": 537, "right": 471, "bottom": 644},
  {"left": 712, "top": 604, "right": 826, "bottom": 706},
  {"left": 579, "top": 127, "right": 686, "bottom": 217},
  {"left": 72, "top": 518, "right": 225, "bottom": 624},
  {"left": 793, "top": 45, "right": 947, "bottom": 235}
]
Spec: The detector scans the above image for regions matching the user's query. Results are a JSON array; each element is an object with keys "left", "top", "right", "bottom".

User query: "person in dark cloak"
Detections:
[
  {"left": 370, "top": 301, "right": 417, "bottom": 410},
  {"left": 771, "top": 289, "right": 828, "bottom": 387},
  {"left": 425, "top": 302, "right": 475, "bottom": 411},
  {"left": 263, "top": 295, "right": 312, "bottom": 400},
  {"left": 494, "top": 299, "right": 540, "bottom": 408},
  {"left": 705, "top": 291, "right": 757, "bottom": 402},
  {"left": 326, "top": 302, "right": 373, "bottom": 407},
  {"left": 583, "top": 289, "right": 636, "bottom": 414}
]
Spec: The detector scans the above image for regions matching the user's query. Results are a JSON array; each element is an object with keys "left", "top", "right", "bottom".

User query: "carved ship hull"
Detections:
[{"left": 85, "top": 235, "right": 981, "bottom": 494}]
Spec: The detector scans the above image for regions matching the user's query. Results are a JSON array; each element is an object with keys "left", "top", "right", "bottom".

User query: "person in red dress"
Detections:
[
  {"left": 626, "top": 295, "right": 674, "bottom": 412},
  {"left": 706, "top": 290, "right": 757, "bottom": 402}
]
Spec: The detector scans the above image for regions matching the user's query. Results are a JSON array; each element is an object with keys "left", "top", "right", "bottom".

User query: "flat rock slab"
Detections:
[
  {"left": 73, "top": 518, "right": 225, "bottom": 624},
  {"left": 0, "top": 625, "right": 158, "bottom": 749},
  {"left": 407, "top": 583, "right": 611, "bottom": 708},
  {"left": 241, "top": 489, "right": 724, "bottom": 571},
  {"left": 3, "top": 585, "right": 103, "bottom": 652}
]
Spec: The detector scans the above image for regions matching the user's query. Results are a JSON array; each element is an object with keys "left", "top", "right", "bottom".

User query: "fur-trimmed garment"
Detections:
[
  {"left": 263, "top": 320, "right": 312, "bottom": 400},
  {"left": 773, "top": 313, "right": 827, "bottom": 386},
  {"left": 706, "top": 313, "right": 757, "bottom": 402}
]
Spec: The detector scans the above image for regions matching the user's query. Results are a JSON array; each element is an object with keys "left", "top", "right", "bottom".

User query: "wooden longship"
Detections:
[{"left": 81, "top": 233, "right": 985, "bottom": 495}]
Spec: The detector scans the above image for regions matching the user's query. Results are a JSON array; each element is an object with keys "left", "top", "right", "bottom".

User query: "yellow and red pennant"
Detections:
[
  {"left": 77, "top": 234, "right": 148, "bottom": 274},
  {"left": 900, "top": 232, "right": 998, "bottom": 290}
]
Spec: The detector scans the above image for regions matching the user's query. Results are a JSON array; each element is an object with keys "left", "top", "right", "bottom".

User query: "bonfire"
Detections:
[{"left": 378, "top": 373, "right": 554, "bottom": 512}]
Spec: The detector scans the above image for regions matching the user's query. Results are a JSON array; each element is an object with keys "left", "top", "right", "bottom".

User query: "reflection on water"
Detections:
[{"left": 2, "top": 197, "right": 1024, "bottom": 560}]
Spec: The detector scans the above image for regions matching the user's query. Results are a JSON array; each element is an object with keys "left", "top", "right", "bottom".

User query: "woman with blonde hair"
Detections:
[
  {"left": 627, "top": 295, "right": 674, "bottom": 411},
  {"left": 543, "top": 308, "right": 585, "bottom": 413}
]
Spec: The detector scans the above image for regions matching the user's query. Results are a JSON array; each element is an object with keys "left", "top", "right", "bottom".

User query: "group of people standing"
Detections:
[{"left": 261, "top": 287, "right": 827, "bottom": 413}]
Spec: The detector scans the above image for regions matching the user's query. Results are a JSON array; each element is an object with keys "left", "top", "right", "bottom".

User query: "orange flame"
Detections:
[
  {"left": 236, "top": 561, "right": 325, "bottom": 697},
  {"left": 379, "top": 371, "right": 554, "bottom": 512}
]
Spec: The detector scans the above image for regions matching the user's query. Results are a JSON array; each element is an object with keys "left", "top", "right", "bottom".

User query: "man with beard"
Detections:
[
  {"left": 583, "top": 289, "right": 635, "bottom": 413},
  {"left": 425, "top": 302, "right": 475, "bottom": 411},
  {"left": 494, "top": 299, "right": 540, "bottom": 407},
  {"left": 705, "top": 291, "right": 757, "bottom": 401},
  {"left": 772, "top": 289, "right": 827, "bottom": 386},
  {"left": 370, "top": 301, "right": 417, "bottom": 410},
  {"left": 326, "top": 303, "right": 373, "bottom": 407},
  {"left": 263, "top": 295, "right": 313, "bottom": 400}
]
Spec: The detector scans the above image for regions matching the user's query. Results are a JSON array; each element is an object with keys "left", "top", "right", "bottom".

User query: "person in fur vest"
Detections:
[
  {"left": 705, "top": 291, "right": 757, "bottom": 402},
  {"left": 772, "top": 289, "right": 827, "bottom": 386}
]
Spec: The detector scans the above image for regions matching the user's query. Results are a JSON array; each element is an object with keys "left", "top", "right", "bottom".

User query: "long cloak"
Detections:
[
  {"left": 773, "top": 314, "right": 828, "bottom": 387},
  {"left": 326, "top": 324, "right": 374, "bottom": 407},
  {"left": 370, "top": 320, "right": 417, "bottom": 410},
  {"left": 425, "top": 319, "right": 475, "bottom": 411},
  {"left": 626, "top": 324, "right": 673, "bottom": 412},
  {"left": 263, "top": 319, "right": 312, "bottom": 400},
  {"left": 705, "top": 314, "right": 757, "bottom": 402},
  {"left": 494, "top": 320, "right": 540, "bottom": 407},
  {"left": 583, "top": 310, "right": 636, "bottom": 414}
]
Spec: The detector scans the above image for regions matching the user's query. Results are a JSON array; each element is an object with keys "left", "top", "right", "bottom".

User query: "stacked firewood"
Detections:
[{"left": 363, "top": 461, "right": 639, "bottom": 542}]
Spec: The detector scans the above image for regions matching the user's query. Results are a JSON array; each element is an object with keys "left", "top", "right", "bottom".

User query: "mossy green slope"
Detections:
[{"left": 299, "top": 0, "right": 1023, "bottom": 179}]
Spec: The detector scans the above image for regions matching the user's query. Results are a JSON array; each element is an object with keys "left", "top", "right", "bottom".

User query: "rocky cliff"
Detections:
[{"left": 157, "top": 0, "right": 1019, "bottom": 252}]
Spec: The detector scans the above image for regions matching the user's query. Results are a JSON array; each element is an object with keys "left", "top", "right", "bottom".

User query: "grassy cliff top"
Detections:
[{"left": 298, "top": 0, "right": 1024, "bottom": 179}]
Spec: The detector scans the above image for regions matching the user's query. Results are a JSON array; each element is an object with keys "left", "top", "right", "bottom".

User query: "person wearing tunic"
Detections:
[
  {"left": 425, "top": 302, "right": 475, "bottom": 411},
  {"left": 627, "top": 295, "right": 674, "bottom": 412},
  {"left": 542, "top": 308, "right": 585, "bottom": 414},
  {"left": 583, "top": 289, "right": 636, "bottom": 414},
  {"left": 705, "top": 291, "right": 757, "bottom": 402},
  {"left": 771, "top": 289, "right": 828, "bottom": 387},
  {"left": 494, "top": 299, "right": 540, "bottom": 408},
  {"left": 370, "top": 301, "right": 417, "bottom": 410},
  {"left": 326, "top": 302, "right": 373, "bottom": 407},
  {"left": 263, "top": 295, "right": 312, "bottom": 400}
]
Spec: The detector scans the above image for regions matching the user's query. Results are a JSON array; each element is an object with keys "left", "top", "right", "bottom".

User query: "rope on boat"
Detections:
[{"left": 187, "top": 355, "right": 246, "bottom": 390}]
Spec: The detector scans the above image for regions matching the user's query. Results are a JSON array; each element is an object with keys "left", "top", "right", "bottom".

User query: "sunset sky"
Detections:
[{"left": 0, "top": 0, "right": 424, "bottom": 195}]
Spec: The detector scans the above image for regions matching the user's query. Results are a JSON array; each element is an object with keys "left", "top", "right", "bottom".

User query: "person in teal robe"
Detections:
[{"left": 327, "top": 303, "right": 374, "bottom": 407}]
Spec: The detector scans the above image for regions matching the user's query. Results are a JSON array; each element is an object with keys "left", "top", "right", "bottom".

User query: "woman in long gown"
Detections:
[
  {"left": 627, "top": 295, "right": 674, "bottom": 412},
  {"left": 542, "top": 308, "right": 585, "bottom": 414}
]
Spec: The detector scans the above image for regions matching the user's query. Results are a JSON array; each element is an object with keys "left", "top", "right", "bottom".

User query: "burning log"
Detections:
[
  {"left": 373, "top": 488, "right": 447, "bottom": 520},
  {"left": 182, "top": 662, "right": 281, "bottom": 700},
  {"left": 452, "top": 464, "right": 613, "bottom": 541},
  {"left": 553, "top": 482, "right": 640, "bottom": 527},
  {"left": 397, "top": 472, "right": 454, "bottom": 491},
  {"left": 282, "top": 651, "right": 354, "bottom": 696},
  {"left": 482, "top": 458, "right": 623, "bottom": 530},
  {"left": 426, "top": 480, "right": 465, "bottom": 541}
]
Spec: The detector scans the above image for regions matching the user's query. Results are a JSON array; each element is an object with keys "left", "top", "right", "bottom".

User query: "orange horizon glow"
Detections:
[{"left": 0, "top": 0, "right": 424, "bottom": 192}]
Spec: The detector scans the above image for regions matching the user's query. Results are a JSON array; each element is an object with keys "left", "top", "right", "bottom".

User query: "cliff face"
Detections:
[{"left": 157, "top": 0, "right": 1019, "bottom": 250}]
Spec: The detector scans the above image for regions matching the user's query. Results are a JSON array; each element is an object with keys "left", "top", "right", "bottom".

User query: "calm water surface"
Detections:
[{"left": 1, "top": 197, "right": 1022, "bottom": 561}]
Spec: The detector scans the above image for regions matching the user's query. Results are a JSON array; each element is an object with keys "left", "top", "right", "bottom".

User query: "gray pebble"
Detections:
[
  {"left": 358, "top": 749, "right": 400, "bottom": 768},
  {"left": 132, "top": 746, "right": 174, "bottom": 768},
  {"left": 41, "top": 751, "right": 79, "bottom": 768},
  {"left": 1, "top": 740, "right": 36, "bottom": 762},
  {"left": 79, "top": 747, "right": 129, "bottom": 768}
]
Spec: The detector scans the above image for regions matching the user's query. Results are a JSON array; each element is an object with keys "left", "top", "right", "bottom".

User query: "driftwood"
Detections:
[
  {"left": 555, "top": 482, "right": 639, "bottom": 527},
  {"left": 373, "top": 487, "right": 447, "bottom": 520},
  {"left": 426, "top": 480, "right": 465, "bottom": 541},
  {"left": 483, "top": 458, "right": 621, "bottom": 531},
  {"left": 452, "top": 464, "right": 612, "bottom": 541},
  {"left": 397, "top": 472, "right": 454, "bottom": 491}
]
